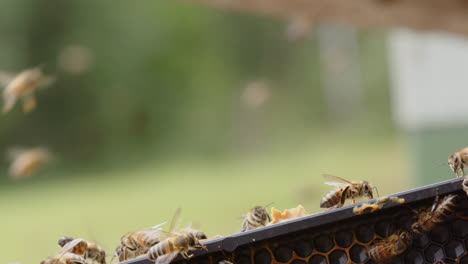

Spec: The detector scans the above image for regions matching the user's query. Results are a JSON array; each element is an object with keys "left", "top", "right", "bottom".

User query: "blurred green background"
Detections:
[{"left": 0, "top": 0, "right": 458, "bottom": 263}]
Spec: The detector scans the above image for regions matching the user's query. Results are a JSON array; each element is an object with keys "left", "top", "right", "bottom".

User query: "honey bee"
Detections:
[
  {"left": 59, "top": 236, "right": 106, "bottom": 264},
  {"left": 41, "top": 252, "right": 87, "bottom": 264},
  {"left": 147, "top": 232, "right": 208, "bottom": 264},
  {"left": 411, "top": 194, "right": 459, "bottom": 234},
  {"left": 179, "top": 227, "right": 207, "bottom": 240},
  {"left": 240, "top": 205, "right": 271, "bottom": 232},
  {"left": 116, "top": 221, "right": 167, "bottom": 261},
  {"left": 0, "top": 66, "right": 55, "bottom": 113},
  {"left": 320, "top": 174, "right": 375, "bottom": 209},
  {"left": 367, "top": 231, "right": 413, "bottom": 263},
  {"left": 42, "top": 238, "right": 88, "bottom": 264},
  {"left": 7, "top": 147, "right": 52, "bottom": 179},
  {"left": 448, "top": 148, "right": 468, "bottom": 177}
]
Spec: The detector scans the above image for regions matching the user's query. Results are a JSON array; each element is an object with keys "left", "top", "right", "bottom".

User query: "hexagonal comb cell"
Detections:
[
  {"left": 414, "top": 233, "right": 431, "bottom": 249},
  {"left": 254, "top": 248, "right": 271, "bottom": 264},
  {"left": 308, "top": 254, "right": 327, "bottom": 264},
  {"left": 430, "top": 224, "right": 451, "bottom": 244},
  {"left": 293, "top": 240, "right": 313, "bottom": 258},
  {"left": 424, "top": 244, "right": 445, "bottom": 263},
  {"left": 334, "top": 230, "right": 353, "bottom": 248},
  {"left": 451, "top": 219, "right": 468, "bottom": 238},
  {"left": 314, "top": 234, "right": 334, "bottom": 253},
  {"left": 235, "top": 254, "right": 251, "bottom": 264},
  {"left": 445, "top": 240, "right": 465, "bottom": 259},
  {"left": 355, "top": 224, "right": 374, "bottom": 243},
  {"left": 290, "top": 260, "right": 306, "bottom": 264},
  {"left": 404, "top": 249, "right": 424, "bottom": 264},
  {"left": 273, "top": 245, "right": 292, "bottom": 263},
  {"left": 349, "top": 244, "right": 367, "bottom": 263},
  {"left": 328, "top": 250, "right": 347, "bottom": 264}
]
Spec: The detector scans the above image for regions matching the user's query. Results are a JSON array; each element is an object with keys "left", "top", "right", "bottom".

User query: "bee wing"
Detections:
[
  {"left": 155, "top": 252, "right": 179, "bottom": 264},
  {"left": 151, "top": 221, "right": 167, "bottom": 229},
  {"left": 6, "top": 147, "right": 28, "bottom": 160},
  {"left": 189, "top": 221, "right": 201, "bottom": 230},
  {"left": 58, "top": 238, "right": 87, "bottom": 256},
  {"left": 168, "top": 207, "right": 182, "bottom": 233},
  {"left": 0, "top": 72, "right": 15, "bottom": 86},
  {"left": 322, "top": 174, "right": 352, "bottom": 185}
]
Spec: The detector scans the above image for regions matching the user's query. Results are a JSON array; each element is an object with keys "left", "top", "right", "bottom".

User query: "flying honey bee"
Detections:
[
  {"left": 411, "top": 194, "right": 459, "bottom": 234},
  {"left": 116, "top": 221, "right": 167, "bottom": 261},
  {"left": 240, "top": 205, "right": 271, "bottom": 232},
  {"left": 7, "top": 147, "right": 52, "bottom": 179},
  {"left": 0, "top": 66, "right": 55, "bottom": 113},
  {"left": 147, "top": 232, "right": 208, "bottom": 264},
  {"left": 320, "top": 174, "right": 375, "bottom": 209},
  {"left": 59, "top": 236, "right": 106, "bottom": 264},
  {"left": 41, "top": 252, "right": 87, "bottom": 264},
  {"left": 448, "top": 147, "right": 468, "bottom": 177},
  {"left": 367, "top": 230, "right": 413, "bottom": 263}
]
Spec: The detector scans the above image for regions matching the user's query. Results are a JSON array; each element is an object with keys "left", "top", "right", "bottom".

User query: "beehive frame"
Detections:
[{"left": 122, "top": 178, "right": 468, "bottom": 264}]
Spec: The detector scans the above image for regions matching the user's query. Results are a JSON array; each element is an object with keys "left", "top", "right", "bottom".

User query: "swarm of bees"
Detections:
[
  {"left": 366, "top": 192, "right": 459, "bottom": 263},
  {"left": 362, "top": 147, "right": 468, "bottom": 263},
  {"left": 113, "top": 208, "right": 208, "bottom": 264}
]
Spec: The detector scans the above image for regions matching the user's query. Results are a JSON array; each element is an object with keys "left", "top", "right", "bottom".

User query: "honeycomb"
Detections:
[{"left": 181, "top": 192, "right": 468, "bottom": 264}]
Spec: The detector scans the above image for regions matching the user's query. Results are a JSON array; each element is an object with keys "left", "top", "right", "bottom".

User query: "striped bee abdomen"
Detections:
[{"left": 320, "top": 188, "right": 342, "bottom": 208}]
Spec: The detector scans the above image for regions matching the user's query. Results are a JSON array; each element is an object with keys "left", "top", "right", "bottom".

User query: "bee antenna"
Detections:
[{"left": 264, "top": 202, "right": 274, "bottom": 208}]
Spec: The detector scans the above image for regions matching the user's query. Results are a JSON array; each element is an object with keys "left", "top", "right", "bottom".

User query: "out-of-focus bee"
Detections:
[
  {"left": 116, "top": 221, "right": 166, "bottom": 261},
  {"left": 367, "top": 231, "right": 413, "bottom": 263},
  {"left": 285, "top": 16, "right": 313, "bottom": 42},
  {"left": 59, "top": 236, "right": 106, "bottom": 264},
  {"left": 7, "top": 147, "right": 51, "bottom": 179},
  {"left": 320, "top": 174, "right": 375, "bottom": 209},
  {"left": 41, "top": 252, "right": 87, "bottom": 264},
  {"left": 147, "top": 232, "right": 208, "bottom": 264},
  {"left": 448, "top": 148, "right": 468, "bottom": 177},
  {"left": 411, "top": 194, "right": 459, "bottom": 234},
  {"left": 240, "top": 205, "right": 271, "bottom": 232},
  {"left": 0, "top": 66, "right": 55, "bottom": 113}
]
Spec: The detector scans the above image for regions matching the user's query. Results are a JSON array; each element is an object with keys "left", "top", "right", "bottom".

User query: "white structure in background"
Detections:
[{"left": 388, "top": 30, "right": 468, "bottom": 130}]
